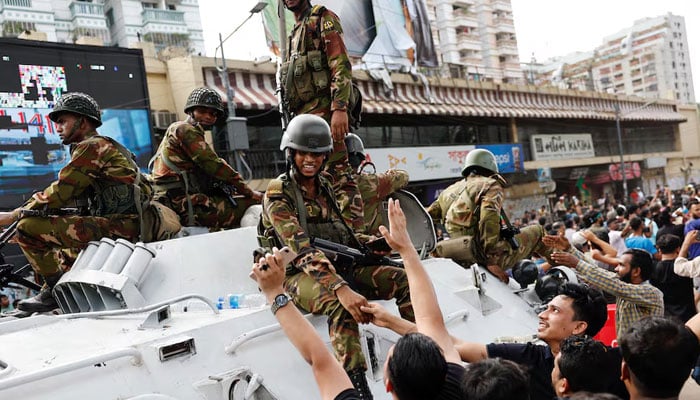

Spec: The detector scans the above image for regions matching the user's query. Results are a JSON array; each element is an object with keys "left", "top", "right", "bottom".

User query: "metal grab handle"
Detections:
[
  {"left": 445, "top": 309, "right": 470, "bottom": 326},
  {"left": 225, "top": 313, "right": 316, "bottom": 354},
  {"left": 0, "top": 348, "right": 142, "bottom": 391},
  {"left": 55, "top": 294, "right": 219, "bottom": 320}
]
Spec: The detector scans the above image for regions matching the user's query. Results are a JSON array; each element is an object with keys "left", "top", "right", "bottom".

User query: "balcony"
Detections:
[
  {"left": 142, "top": 9, "right": 185, "bottom": 24},
  {"left": 0, "top": 0, "right": 32, "bottom": 10},
  {"left": 70, "top": 1, "right": 104, "bottom": 18},
  {"left": 491, "top": 0, "right": 512, "bottom": 11},
  {"left": 454, "top": 13, "right": 478, "bottom": 29}
]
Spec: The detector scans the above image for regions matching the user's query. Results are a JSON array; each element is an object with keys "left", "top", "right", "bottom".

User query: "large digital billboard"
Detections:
[{"left": 0, "top": 38, "right": 152, "bottom": 209}]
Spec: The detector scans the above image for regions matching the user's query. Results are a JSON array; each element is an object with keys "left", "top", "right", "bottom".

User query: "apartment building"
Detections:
[
  {"left": 530, "top": 13, "right": 695, "bottom": 104},
  {"left": 0, "top": 0, "right": 204, "bottom": 54},
  {"left": 428, "top": 0, "right": 523, "bottom": 84}
]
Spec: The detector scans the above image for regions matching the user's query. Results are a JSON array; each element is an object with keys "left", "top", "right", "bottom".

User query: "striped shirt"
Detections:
[{"left": 568, "top": 247, "right": 664, "bottom": 338}]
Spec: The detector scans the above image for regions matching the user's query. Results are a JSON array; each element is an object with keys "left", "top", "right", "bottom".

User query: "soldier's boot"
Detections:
[
  {"left": 347, "top": 368, "right": 373, "bottom": 400},
  {"left": 18, "top": 272, "right": 62, "bottom": 313}
]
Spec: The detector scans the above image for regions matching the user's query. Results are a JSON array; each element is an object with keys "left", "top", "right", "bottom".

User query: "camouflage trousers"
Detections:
[
  {"left": 489, "top": 225, "right": 555, "bottom": 270},
  {"left": 169, "top": 193, "right": 258, "bottom": 231},
  {"left": 285, "top": 265, "right": 414, "bottom": 372},
  {"left": 15, "top": 215, "right": 139, "bottom": 277}
]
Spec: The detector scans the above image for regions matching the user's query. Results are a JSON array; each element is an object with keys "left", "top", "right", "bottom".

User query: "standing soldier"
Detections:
[
  {"left": 151, "top": 87, "right": 262, "bottom": 230},
  {"left": 259, "top": 115, "right": 413, "bottom": 400},
  {"left": 344, "top": 133, "right": 409, "bottom": 236},
  {"left": 280, "top": 0, "right": 357, "bottom": 140},
  {"left": 427, "top": 149, "right": 554, "bottom": 282},
  {"left": 0, "top": 93, "right": 146, "bottom": 312}
]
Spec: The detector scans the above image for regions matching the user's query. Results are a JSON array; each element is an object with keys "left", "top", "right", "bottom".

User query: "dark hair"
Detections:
[
  {"left": 557, "top": 335, "right": 616, "bottom": 393},
  {"left": 461, "top": 358, "right": 529, "bottom": 400},
  {"left": 564, "top": 219, "right": 574, "bottom": 229},
  {"left": 387, "top": 333, "right": 447, "bottom": 400},
  {"left": 619, "top": 317, "right": 700, "bottom": 398},
  {"left": 558, "top": 283, "right": 608, "bottom": 336},
  {"left": 567, "top": 392, "right": 622, "bottom": 400},
  {"left": 622, "top": 248, "right": 654, "bottom": 281},
  {"left": 581, "top": 211, "right": 601, "bottom": 228},
  {"left": 628, "top": 216, "right": 643, "bottom": 231},
  {"left": 656, "top": 234, "right": 681, "bottom": 254}
]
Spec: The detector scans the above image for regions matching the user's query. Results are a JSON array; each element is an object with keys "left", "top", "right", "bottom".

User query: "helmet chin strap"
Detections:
[{"left": 63, "top": 117, "right": 84, "bottom": 144}]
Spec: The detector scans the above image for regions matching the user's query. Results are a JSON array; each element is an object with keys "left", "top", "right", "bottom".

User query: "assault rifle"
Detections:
[
  {"left": 19, "top": 208, "right": 83, "bottom": 218},
  {"left": 212, "top": 180, "right": 239, "bottom": 208},
  {"left": 499, "top": 210, "right": 520, "bottom": 250},
  {"left": 277, "top": 85, "right": 292, "bottom": 132},
  {"left": 311, "top": 237, "right": 404, "bottom": 269},
  {"left": 0, "top": 220, "right": 41, "bottom": 292}
]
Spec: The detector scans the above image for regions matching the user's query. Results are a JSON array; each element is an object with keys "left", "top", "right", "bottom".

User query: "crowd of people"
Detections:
[{"left": 2, "top": 0, "right": 700, "bottom": 399}]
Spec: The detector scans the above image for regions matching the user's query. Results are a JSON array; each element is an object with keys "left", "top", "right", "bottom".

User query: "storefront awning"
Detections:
[{"left": 203, "top": 68, "right": 687, "bottom": 123}]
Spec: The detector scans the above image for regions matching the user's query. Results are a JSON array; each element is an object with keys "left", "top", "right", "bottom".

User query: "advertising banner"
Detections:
[
  {"left": 476, "top": 143, "right": 524, "bottom": 174},
  {"left": 531, "top": 134, "right": 595, "bottom": 161},
  {"left": 365, "top": 145, "right": 476, "bottom": 181}
]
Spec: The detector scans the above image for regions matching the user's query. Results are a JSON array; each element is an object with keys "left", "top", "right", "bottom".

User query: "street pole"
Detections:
[{"left": 614, "top": 103, "right": 628, "bottom": 203}]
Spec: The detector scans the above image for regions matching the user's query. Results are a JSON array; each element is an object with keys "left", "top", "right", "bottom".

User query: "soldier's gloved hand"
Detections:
[{"left": 335, "top": 285, "right": 371, "bottom": 324}]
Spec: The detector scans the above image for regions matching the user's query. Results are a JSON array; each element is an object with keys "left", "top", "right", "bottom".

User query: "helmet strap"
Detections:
[{"left": 63, "top": 116, "right": 84, "bottom": 144}]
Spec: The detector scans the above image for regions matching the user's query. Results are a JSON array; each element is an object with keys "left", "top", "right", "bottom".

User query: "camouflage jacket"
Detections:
[
  {"left": 356, "top": 169, "right": 410, "bottom": 235},
  {"left": 283, "top": 5, "right": 352, "bottom": 119},
  {"left": 429, "top": 174, "right": 507, "bottom": 255},
  {"left": 151, "top": 118, "right": 253, "bottom": 196},
  {"left": 27, "top": 131, "right": 139, "bottom": 215},
  {"left": 427, "top": 179, "right": 467, "bottom": 227},
  {"left": 324, "top": 139, "right": 366, "bottom": 238},
  {"left": 262, "top": 172, "right": 350, "bottom": 293}
]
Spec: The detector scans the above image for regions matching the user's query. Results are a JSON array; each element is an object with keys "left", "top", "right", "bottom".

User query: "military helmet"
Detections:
[
  {"left": 184, "top": 87, "right": 224, "bottom": 116},
  {"left": 49, "top": 92, "right": 102, "bottom": 127},
  {"left": 512, "top": 259, "right": 539, "bottom": 289},
  {"left": 462, "top": 148, "right": 498, "bottom": 176},
  {"left": 344, "top": 133, "right": 365, "bottom": 156},
  {"left": 280, "top": 114, "right": 332, "bottom": 153}
]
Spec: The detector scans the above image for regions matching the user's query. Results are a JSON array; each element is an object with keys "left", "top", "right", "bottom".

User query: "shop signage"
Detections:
[
  {"left": 476, "top": 144, "right": 524, "bottom": 174},
  {"left": 365, "top": 145, "right": 476, "bottom": 181},
  {"left": 531, "top": 134, "right": 595, "bottom": 161},
  {"left": 645, "top": 157, "right": 667, "bottom": 169}
]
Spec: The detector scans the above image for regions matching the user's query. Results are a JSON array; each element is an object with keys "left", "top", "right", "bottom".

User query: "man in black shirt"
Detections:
[{"left": 651, "top": 234, "right": 696, "bottom": 322}]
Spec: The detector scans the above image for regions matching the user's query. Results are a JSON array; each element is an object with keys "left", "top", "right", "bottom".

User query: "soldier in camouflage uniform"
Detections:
[
  {"left": 0, "top": 93, "right": 145, "bottom": 312},
  {"left": 260, "top": 115, "right": 413, "bottom": 400},
  {"left": 151, "top": 87, "right": 262, "bottom": 230},
  {"left": 344, "top": 133, "right": 409, "bottom": 236},
  {"left": 281, "top": 0, "right": 354, "bottom": 140},
  {"left": 427, "top": 149, "right": 554, "bottom": 282}
]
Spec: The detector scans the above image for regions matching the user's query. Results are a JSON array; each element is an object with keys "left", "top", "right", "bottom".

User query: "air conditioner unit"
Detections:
[{"left": 152, "top": 111, "right": 177, "bottom": 129}]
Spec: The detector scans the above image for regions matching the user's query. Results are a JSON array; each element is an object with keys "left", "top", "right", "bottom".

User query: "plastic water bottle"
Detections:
[
  {"left": 216, "top": 296, "right": 225, "bottom": 310},
  {"left": 241, "top": 293, "right": 267, "bottom": 308},
  {"left": 228, "top": 294, "right": 240, "bottom": 309}
]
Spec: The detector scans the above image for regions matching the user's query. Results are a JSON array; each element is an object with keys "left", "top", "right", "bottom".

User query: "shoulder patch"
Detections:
[
  {"left": 323, "top": 19, "right": 334, "bottom": 31},
  {"left": 266, "top": 178, "right": 286, "bottom": 199}
]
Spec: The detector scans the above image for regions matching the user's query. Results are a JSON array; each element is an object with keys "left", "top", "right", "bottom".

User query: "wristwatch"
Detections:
[{"left": 271, "top": 293, "right": 290, "bottom": 315}]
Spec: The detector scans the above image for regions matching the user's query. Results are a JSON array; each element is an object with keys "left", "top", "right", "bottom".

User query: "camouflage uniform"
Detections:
[
  {"left": 325, "top": 140, "right": 368, "bottom": 239},
  {"left": 281, "top": 5, "right": 352, "bottom": 122},
  {"left": 151, "top": 118, "right": 257, "bottom": 230},
  {"left": 16, "top": 132, "right": 140, "bottom": 277},
  {"left": 261, "top": 172, "right": 414, "bottom": 372},
  {"left": 356, "top": 170, "right": 409, "bottom": 236},
  {"left": 429, "top": 175, "right": 553, "bottom": 270}
]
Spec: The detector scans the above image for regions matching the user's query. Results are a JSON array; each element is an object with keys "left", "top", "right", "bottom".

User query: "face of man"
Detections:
[
  {"left": 551, "top": 352, "right": 566, "bottom": 396},
  {"left": 614, "top": 253, "right": 635, "bottom": 283},
  {"left": 284, "top": 0, "right": 308, "bottom": 12},
  {"left": 691, "top": 203, "right": 700, "bottom": 219},
  {"left": 537, "top": 295, "right": 586, "bottom": 344},
  {"left": 0, "top": 295, "right": 9, "bottom": 308},
  {"left": 54, "top": 112, "right": 87, "bottom": 145},
  {"left": 293, "top": 150, "right": 325, "bottom": 178},
  {"left": 191, "top": 106, "right": 219, "bottom": 128}
]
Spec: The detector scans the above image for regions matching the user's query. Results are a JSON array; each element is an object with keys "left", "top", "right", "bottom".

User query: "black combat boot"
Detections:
[
  {"left": 348, "top": 369, "right": 373, "bottom": 400},
  {"left": 17, "top": 272, "right": 62, "bottom": 313}
]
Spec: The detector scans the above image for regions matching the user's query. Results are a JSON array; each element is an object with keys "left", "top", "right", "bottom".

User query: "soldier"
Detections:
[
  {"left": 427, "top": 149, "right": 554, "bottom": 282},
  {"left": 344, "top": 133, "right": 409, "bottom": 236},
  {"left": 151, "top": 87, "right": 262, "bottom": 230},
  {"left": 0, "top": 92, "right": 146, "bottom": 312},
  {"left": 280, "top": 0, "right": 356, "bottom": 140},
  {"left": 260, "top": 115, "right": 414, "bottom": 400}
]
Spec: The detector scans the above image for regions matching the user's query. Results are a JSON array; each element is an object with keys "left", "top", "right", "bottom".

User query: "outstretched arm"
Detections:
[{"left": 250, "top": 248, "right": 354, "bottom": 400}]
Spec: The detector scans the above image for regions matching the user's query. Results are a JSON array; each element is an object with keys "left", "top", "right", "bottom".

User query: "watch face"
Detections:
[{"left": 275, "top": 294, "right": 289, "bottom": 307}]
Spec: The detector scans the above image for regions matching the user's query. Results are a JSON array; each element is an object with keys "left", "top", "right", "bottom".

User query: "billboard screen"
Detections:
[{"left": 0, "top": 38, "right": 152, "bottom": 209}]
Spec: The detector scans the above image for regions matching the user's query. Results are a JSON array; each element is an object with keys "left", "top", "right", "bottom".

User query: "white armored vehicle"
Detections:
[{"left": 0, "top": 192, "right": 547, "bottom": 399}]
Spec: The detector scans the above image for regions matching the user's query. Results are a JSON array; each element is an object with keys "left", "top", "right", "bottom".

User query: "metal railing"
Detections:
[
  {"left": 142, "top": 9, "right": 185, "bottom": 24},
  {"left": 70, "top": 1, "right": 104, "bottom": 17},
  {"left": 1, "top": 0, "right": 31, "bottom": 8}
]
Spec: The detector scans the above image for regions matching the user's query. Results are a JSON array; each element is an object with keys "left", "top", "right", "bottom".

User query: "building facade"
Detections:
[
  {"left": 427, "top": 0, "right": 523, "bottom": 84},
  {"left": 0, "top": 0, "right": 204, "bottom": 54},
  {"left": 530, "top": 13, "right": 695, "bottom": 104}
]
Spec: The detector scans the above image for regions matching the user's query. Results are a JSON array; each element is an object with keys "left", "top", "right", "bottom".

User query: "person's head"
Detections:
[
  {"left": 537, "top": 282, "right": 607, "bottom": 346},
  {"left": 689, "top": 198, "right": 700, "bottom": 219},
  {"left": 461, "top": 358, "right": 529, "bottom": 400},
  {"left": 655, "top": 234, "right": 680, "bottom": 255},
  {"left": 567, "top": 392, "right": 622, "bottom": 400},
  {"left": 344, "top": 132, "right": 366, "bottom": 171},
  {"left": 284, "top": 0, "right": 311, "bottom": 15},
  {"left": 280, "top": 114, "right": 332, "bottom": 180},
  {"left": 582, "top": 210, "right": 602, "bottom": 228},
  {"left": 0, "top": 294, "right": 9, "bottom": 308},
  {"left": 551, "top": 335, "right": 616, "bottom": 397},
  {"left": 48, "top": 92, "right": 102, "bottom": 144},
  {"left": 628, "top": 216, "right": 643, "bottom": 233},
  {"left": 606, "top": 217, "right": 621, "bottom": 231},
  {"left": 589, "top": 230, "right": 609, "bottom": 252},
  {"left": 564, "top": 219, "right": 574, "bottom": 229},
  {"left": 619, "top": 316, "right": 700, "bottom": 398},
  {"left": 616, "top": 249, "right": 653, "bottom": 283},
  {"left": 626, "top": 204, "right": 640, "bottom": 217},
  {"left": 184, "top": 87, "right": 225, "bottom": 128},
  {"left": 462, "top": 149, "right": 498, "bottom": 177},
  {"left": 384, "top": 332, "right": 447, "bottom": 400},
  {"left": 552, "top": 221, "right": 565, "bottom": 236}
]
